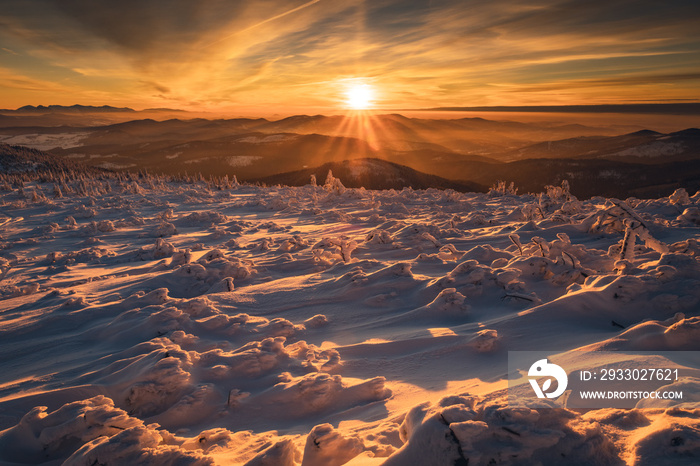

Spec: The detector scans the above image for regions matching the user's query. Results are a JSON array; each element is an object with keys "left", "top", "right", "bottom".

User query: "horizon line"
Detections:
[
  {"left": 4, "top": 102, "right": 700, "bottom": 116},
  {"left": 400, "top": 103, "right": 700, "bottom": 115}
]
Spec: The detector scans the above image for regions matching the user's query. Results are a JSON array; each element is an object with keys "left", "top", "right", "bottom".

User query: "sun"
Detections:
[{"left": 346, "top": 84, "right": 374, "bottom": 110}]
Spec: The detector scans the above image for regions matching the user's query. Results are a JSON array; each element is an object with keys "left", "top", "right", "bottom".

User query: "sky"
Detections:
[{"left": 1, "top": 0, "right": 699, "bottom": 113}]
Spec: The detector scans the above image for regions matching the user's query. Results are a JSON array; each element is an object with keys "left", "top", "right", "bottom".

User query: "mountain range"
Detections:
[
  {"left": 0, "top": 105, "right": 188, "bottom": 114},
  {"left": 254, "top": 158, "right": 487, "bottom": 192},
  {"left": 0, "top": 109, "right": 698, "bottom": 198},
  {"left": 506, "top": 128, "right": 700, "bottom": 164}
]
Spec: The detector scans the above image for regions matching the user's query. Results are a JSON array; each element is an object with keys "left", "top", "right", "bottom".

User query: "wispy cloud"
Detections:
[
  {"left": 205, "top": 0, "right": 325, "bottom": 48},
  {"left": 0, "top": 0, "right": 698, "bottom": 110}
]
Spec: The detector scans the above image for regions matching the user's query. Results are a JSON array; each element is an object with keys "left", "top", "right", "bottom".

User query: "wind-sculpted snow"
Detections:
[{"left": 0, "top": 174, "right": 699, "bottom": 464}]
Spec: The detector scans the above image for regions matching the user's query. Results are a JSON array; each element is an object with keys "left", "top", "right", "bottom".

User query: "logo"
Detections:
[{"left": 528, "top": 358, "right": 568, "bottom": 399}]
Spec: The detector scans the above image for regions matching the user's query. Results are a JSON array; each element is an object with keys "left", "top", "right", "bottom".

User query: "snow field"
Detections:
[{"left": 0, "top": 174, "right": 699, "bottom": 465}]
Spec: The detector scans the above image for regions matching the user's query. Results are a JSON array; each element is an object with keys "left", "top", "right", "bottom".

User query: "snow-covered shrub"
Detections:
[
  {"left": 177, "top": 211, "right": 228, "bottom": 226},
  {"left": 488, "top": 180, "right": 517, "bottom": 196},
  {"left": 669, "top": 188, "right": 690, "bottom": 205},
  {"left": 312, "top": 237, "right": 358, "bottom": 263},
  {"left": 153, "top": 238, "right": 177, "bottom": 259},
  {"left": 538, "top": 180, "right": 576, "bottom": 215},
  {"left": 365, "top": 229, "right": 394, "bottom": 245},
  {"left": 588, "top": 199, "right": 668, "bottom": 259},
  {"left": 323, "top": 170, "right": 346, "bottom": 195},
  {"left": 678, "top": 207, "right": 700, "bottom": 225},
  {"left": 153, "top": 222, "right": 178, "bottom": 237}
]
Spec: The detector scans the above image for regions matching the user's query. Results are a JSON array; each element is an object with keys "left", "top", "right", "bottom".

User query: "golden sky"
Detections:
[{"left": 1, "top": 0, "right": 699, "bottom": 113}]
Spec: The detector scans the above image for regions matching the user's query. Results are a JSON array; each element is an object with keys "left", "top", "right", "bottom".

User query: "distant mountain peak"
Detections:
[
  {"left": 670, "top": 128, "right": 700, "bottom": 138},
  {"left": 629, "top": 129, "right": 662, "bottom": 136},
  {"left": 14, "top": 104, "right": 136, "bottom": 113}
]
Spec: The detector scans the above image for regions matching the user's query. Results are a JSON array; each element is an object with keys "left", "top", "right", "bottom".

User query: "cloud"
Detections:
[
  {"left": 0, "top": 0, "right": 698, "bottom": 109},
  {"left": 140, "top": 80, "right": 171, "bottom": 94},
  {"left": 506, "top": 72, "right": 700, "bottom": 93},
  {"left": 206, "top": 0, "right": 324, "bottom": 47},
  {"left": 0, "top": 67, "right": 69, "bottom": 92}
]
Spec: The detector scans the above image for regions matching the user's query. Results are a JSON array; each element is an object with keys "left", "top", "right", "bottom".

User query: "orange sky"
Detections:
[{"left": 1, "top": 0, "right": 699, "bottom": 113}]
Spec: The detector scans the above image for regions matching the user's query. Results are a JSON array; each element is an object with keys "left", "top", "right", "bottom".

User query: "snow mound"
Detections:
[
  {"left": 385, "top": 395, "right": 618, "bottom": 466},
  {"left": 177, "top": 211, "right": 229, "bottom": 226},
  {"left": 632, "top": 411, "right": 700, "bottom": 465},
  {"left": 65, "top": 424, "right": 213, "bottom": 466},
  {"left": 0, "top": 396, "right": 198, "bottom": 465},
  {"left": 422, "top": 288, "right": 469, "bottom": 316},
  {"left": 248, "top": 372, "right": 391, "bottom": 417},
  {"left": 301, "top": 424, "right": 364, "bottom": 466}
]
